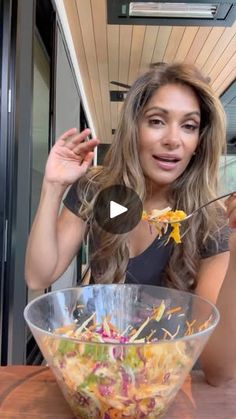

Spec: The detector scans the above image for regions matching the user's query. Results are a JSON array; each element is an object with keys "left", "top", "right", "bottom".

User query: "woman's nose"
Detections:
[{"left": 161, "top": 124, "right": 181, "bottom": 148}]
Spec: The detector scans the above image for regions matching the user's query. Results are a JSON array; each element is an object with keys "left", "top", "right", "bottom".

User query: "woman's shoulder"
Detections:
[
  {"left": 200, "top": 223, "right": 231, "bottom": 259},
  {"left": 63, "top": 166, "right": 104, "bottom": 215}
]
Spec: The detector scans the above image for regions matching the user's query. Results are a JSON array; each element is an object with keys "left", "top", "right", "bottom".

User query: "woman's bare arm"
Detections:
[
  {"left": 25, "top": 181, "right": 87, "bottom": 289},
  {"left": 25, "top": 128, "right": 99, "bottom": 290},
  {"left": 196, "top": 194, "right": 236, "bottom": 386}
]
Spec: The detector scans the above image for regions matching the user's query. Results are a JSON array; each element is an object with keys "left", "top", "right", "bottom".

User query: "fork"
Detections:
[{"left": 166, "top": 191, "right": 236, "bottom": 224}]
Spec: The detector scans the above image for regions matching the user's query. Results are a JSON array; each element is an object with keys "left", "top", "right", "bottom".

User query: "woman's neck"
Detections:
[{"left": 144, "top": 181, "right": 170, "bottom": 211}]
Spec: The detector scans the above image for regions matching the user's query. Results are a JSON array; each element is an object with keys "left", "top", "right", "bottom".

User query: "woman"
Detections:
[{"left": 25, "top": 62, "right": 236, "bottom": 385}]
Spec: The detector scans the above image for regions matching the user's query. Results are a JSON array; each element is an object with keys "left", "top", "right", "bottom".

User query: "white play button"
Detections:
[
  {"left": 110, "top": 200, "right": 128, "bottom": 219},
  {"left": 94, "top": 185, "right": 143, "bottom": 234}
]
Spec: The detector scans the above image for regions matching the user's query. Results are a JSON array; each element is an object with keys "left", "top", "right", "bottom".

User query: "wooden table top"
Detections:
[{"left": 0, "top": 366, "right": 236, "bottom": 418}]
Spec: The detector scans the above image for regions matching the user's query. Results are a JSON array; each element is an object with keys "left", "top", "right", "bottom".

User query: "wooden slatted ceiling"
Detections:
[{"left": 63, "top": 0, "right": 236, "bottom": 144}]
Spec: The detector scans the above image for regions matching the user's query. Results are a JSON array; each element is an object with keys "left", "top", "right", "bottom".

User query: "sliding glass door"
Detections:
[{"left": 27, "top": 32, "right": 51, "bottom": 305}]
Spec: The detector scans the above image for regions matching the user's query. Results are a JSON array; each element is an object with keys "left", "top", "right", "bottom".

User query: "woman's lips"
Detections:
[{"left": 152, "top": 154, "right": 180, "bottom": 170}]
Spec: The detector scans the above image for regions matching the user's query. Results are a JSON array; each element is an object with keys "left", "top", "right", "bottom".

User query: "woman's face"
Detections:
[{"left": 138, "top": 83, "right": 200, "bottom": 188}]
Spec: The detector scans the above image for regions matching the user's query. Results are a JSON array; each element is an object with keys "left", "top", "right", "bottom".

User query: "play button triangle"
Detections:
[
  {"left": 94, "top": 185, "right": 143, "bottom": 234},
  {"left": 110, "top": 200, "right": 128, "bottom": 219}
]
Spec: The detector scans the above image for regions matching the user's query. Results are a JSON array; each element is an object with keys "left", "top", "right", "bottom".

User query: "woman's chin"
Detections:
[{"left": 145, "top": 172, "right": 179, "bottom": 188}]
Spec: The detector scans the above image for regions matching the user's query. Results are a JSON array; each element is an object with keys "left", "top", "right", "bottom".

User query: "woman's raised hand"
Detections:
[{"left": 44, "top": 128, "right": 99, "bottom": 186}]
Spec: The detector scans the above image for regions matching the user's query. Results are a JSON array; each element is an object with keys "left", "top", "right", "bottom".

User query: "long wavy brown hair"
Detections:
[{"left": 76, "top": 62, "right": 227, "bottom": 291}]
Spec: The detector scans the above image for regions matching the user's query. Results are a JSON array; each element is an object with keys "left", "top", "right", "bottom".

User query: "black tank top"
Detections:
[
  {"left": 126, "top": 234, "right": 173, "bottom": 285},
  {"left": 64, "top": 181, "right": 230, "bottom": 286}
]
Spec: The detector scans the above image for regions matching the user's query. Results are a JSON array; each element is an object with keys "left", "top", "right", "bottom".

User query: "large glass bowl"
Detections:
[{"left": 24, "top": 284, "right": 219, "bottom": 418}]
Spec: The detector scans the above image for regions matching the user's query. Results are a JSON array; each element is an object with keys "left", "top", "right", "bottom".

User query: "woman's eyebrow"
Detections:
[
  {"left": 144, "top": 106, "right": 168, "bottom": 114},
  {"left": 144, "top": 106, "right": 200, "bottom": 118},
  {"left": 186, "top": 111, "right": 201, "bottom": 118}
]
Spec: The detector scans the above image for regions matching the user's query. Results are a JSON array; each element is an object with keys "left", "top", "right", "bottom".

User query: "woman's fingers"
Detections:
[
  {"left": 62, "top": 128, "right": 92, "bottom": 150},
  {"left": 75, "top": 142, "right": 99, "bottom": 168},
  {"left": 57, "top": 127, "right": 79, "bottom": 144},
  {"left": 55, "top": 128, "right": 100, "bottom": 164},
  {"left": 52, "top": 128, "right": 99, "bottom": 176},
  {"left": 81, "top": 151, "right": 94, "bottom": 170},
  {"left": 73, "top": 138, "right": 99, "bottom": 156},
  {"left": 60, "top": 129, "right": 100, "bottom": 163}
]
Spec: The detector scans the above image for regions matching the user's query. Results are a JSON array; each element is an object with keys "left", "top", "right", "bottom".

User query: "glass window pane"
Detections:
[{"left": 28, "top": 32, "right": 50, "bottom": 303}]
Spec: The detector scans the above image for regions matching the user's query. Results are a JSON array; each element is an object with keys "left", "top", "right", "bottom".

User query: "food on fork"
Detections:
[{"left": 142, "top": 207, "right": 187, "bottom": 244}]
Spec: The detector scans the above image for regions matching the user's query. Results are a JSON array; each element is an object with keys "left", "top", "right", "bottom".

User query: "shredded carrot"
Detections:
[
  {"left": 108, "top": 409, "right": 124, "bottom": 419},
  {"left": 142, "top": 208, "right": 187, "bottom": 244},
  {"left": 185, "top": 320, "right": 196, "bottom": 336},
  {"left": 166, "top": 306, "right": 182, "bottom": 315},
  {"left": 198, "top": 315, "right": 213, "bottom": 332},
  {"left": 55, "top": 324, "right": 75, "bottom": 334}
]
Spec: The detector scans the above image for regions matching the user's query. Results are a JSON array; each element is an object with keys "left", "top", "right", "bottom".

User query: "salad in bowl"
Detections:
[{"left": 24, "top": 284, "right": 219, "bottom": 418}]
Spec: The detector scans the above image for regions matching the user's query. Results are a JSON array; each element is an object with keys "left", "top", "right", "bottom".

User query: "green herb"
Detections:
[{"left": 58, "top": 340, "right": 77, "bottom": 355}]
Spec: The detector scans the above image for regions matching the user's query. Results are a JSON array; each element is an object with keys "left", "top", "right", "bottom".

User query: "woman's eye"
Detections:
[
  {"left": 183, "top": 123, "right": 199, "bottom": 131},
  {"left": 149, "top": 118, "right": 164, "bottom": 126}
]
